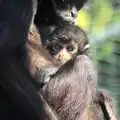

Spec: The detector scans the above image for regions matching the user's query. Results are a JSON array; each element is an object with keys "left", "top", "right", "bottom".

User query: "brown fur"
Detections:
[
  {"left": 40, "top": 55, "right": 117, "bottom": 120},
  {"left": 26, "top": 24, "right": 89, "bottom": 79},
  {"left": 42, "top": 55, "right": 97, "bottom": 120},
  {"left": 26, "top": 24, "right": 117, "bottom": 120},
  {"left": 26, "top": 24, "right": 59, "bottom": 77}
]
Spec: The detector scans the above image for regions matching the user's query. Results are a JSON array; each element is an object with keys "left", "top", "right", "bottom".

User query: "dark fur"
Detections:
[
  {"left": 34, "top": 0, "right": 87, "bottom": 42},
  {"left": 0, "top": 1, "right": 117, "bottom": 120},
  {"left": 40, "top": 55, "right": 117, "bottom": 120},
  {"left": 35, "top": 0, "right": 87, "bottom": 26},
  {"left": 0, "top": 0, "right": 57, "bottom": 120}
]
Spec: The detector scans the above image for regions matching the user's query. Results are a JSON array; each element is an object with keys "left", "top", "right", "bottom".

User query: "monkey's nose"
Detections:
[{"left": 59, "top": 49, "right": 67, "bottom": 57}]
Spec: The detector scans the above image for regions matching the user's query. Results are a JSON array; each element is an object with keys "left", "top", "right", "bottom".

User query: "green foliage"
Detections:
[
  {"left": 111, "top": 9, "right": 120, "bottom": 23},
  {"left": 76, "top": 0, "right": 113, "bottom": 32},
  {"left": 76, "top": 7, "right": 90, "bottom": 32},
  {"left": 76, "top": 0, "right": 120, "bottom": 61},
  {"left": 76, "top": 0, "right": 120, "bottom": 114}
]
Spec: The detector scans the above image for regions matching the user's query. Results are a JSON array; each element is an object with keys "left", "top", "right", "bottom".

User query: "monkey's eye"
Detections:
[
  {"left": 67, "top": 45, "right": 74, "bottom": 52},
  {"left": 52, "top": 44, "right": 62, "bottom": 53}
]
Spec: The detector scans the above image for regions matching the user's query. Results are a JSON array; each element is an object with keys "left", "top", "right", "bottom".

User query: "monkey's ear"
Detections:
[
  {"left": 84, "top": 44, "right": 90, "bottom": 50},
  {"left": 79, "top": 44, "right": 90, "bottom": 54}
]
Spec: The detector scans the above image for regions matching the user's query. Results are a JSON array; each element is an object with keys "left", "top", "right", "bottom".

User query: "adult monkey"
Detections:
[
  {"left": 34, "top": 0, "right": 87, "bottom": 42},
  {"left": 0, "top": 0, "right": 57, "bottom": 120},
  {"left": 0, "top": 9, "right": 116, "bottom": 120},
  {"left": 0, "top": 0, "right": 116, "bottom": 120},
  {"left": 35, "top": 0, "right": 87, "bottom": 25}
]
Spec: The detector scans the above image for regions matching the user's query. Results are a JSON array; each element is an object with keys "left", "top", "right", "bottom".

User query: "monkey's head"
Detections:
[
  {"left": 52, "top": 0, "right": 87, "bottom": 25},
  {"left": 43, "top": 25, "right": 90, "bottom": 65},
  {"left": 35, "top": 0, "right": 87, "bottom": 26}
]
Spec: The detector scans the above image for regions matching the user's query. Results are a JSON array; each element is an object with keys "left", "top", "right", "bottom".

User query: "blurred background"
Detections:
[{"left": 76, "top": 0, "right": 120, "bottom": 114}]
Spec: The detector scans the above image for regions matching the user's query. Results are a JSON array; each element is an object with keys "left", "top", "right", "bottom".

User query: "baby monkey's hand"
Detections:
[{"left": 35, "top": 67, "right": 59, "bottom": 87}]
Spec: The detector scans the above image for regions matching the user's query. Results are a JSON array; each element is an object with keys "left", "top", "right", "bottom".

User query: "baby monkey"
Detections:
[
  {"left": 27, "top": 24, "right": 90, "bottom": 85},
  {"left": 43, "top": 24, "right": 90, "bottom": 65}
]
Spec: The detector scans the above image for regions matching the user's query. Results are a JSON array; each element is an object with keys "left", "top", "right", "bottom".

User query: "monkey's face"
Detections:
[
  {"left": 53, "top": 41, "right": 78, "bottom": 64},
  {"left": 44, "top": 25, "right": 90, "bottom": 64},
  {"left": 44, "top": 37, "right": 79, "bottom": 64}
]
